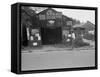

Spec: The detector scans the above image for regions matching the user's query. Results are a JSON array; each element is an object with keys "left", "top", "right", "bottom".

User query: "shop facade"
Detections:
[{"left": 22, "top": 8, "right": 74, "bottom": 47}]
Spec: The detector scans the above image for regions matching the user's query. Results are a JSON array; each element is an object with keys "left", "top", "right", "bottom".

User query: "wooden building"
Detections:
[{"left": 21, "top": 8, "right": 74, "bottom": 47}]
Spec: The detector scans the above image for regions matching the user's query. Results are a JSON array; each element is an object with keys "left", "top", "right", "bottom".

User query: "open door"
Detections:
[{"left": 41, "top": 27, "right": 62, "bottom": 45}]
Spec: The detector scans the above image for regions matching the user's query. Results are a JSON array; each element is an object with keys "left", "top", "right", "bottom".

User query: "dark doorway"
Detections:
[
  {"left": 41, "top": 27, "right": 62, "bottom": 45},
  {"left": 22, "top": 24, "right": 28, "bottom": 47}
]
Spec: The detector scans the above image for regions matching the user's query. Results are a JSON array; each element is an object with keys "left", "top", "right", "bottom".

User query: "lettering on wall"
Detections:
[{"left": 39, "top": 10, "right": 62, "bottom": 20}]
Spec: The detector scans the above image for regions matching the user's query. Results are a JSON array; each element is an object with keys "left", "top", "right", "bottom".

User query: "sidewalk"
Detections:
[{"left": 22, "top": 44, "right": 95, "bottom": 53}]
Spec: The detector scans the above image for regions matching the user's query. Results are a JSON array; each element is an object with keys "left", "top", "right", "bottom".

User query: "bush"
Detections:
[
  {"left": 83, "top": 33, "right": 95, "bottom": 41},
  {"left": 74, "top": 38, "right": 90, "bottom": 47}
]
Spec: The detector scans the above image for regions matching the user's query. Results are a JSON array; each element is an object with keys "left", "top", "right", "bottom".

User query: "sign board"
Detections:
[
  {"left": 31, "top": 29, "right": 39, "bottom": 35},
  {"left": 66, "top": 21, "right": 72, "bottom": 26},
  {"left": 39, "top": 10, "right": 62, "bottom": 20}
]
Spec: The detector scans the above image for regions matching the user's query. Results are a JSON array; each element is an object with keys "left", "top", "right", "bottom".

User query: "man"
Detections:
[{"left": 71, "top": 31, "right": 76, "bottom": 49}]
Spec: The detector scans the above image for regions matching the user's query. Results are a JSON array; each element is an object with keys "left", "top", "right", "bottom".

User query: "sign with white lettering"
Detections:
[
  {"left": 39, "top": 10, "right": 62, "bottom": 20},
  {"left": 66, "top": 21, "right": 72, "bottom": 26},
  {"left": 39, "top": 15, "right": 46, "bottom": 20}
]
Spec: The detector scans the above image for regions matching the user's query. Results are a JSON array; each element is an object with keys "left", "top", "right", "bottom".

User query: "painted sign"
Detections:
[
  {"left": 66, "top": 21, "right": 72, "bottom": 26},
  {"left": 39, "top": 9, "right": 62, "bottom": 20}
]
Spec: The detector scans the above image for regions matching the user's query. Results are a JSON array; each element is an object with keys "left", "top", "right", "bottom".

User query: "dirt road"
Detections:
[{"left": 21, "top": 49, "right": 95, "bottom": 71}]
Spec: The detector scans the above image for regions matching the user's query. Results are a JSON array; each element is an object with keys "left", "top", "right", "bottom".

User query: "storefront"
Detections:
[{"left": 22, "top": 8, "right": 73, "bottom": 47}]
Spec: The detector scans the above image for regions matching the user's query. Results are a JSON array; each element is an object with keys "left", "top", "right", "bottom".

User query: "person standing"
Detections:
[{"left": 71, "top": 31, "right": 76, "bottom": 49}]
